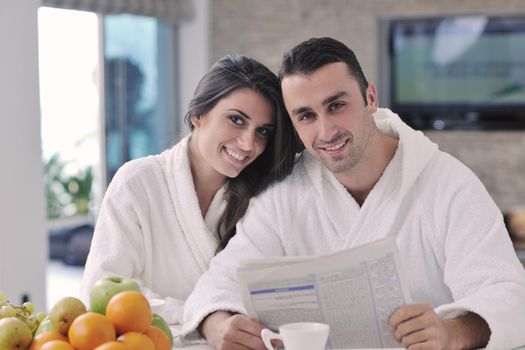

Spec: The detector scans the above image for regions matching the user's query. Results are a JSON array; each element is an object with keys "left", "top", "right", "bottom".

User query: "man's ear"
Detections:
[
  {"left": 365, "top": 83, "right": 378, "bottom": 110},
  {"left": 191, "top": 115, "right": 202, "bottom": 128}
]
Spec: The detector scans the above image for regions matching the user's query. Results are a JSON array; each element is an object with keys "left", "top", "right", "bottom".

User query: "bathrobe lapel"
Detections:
[
  {"left": 305, "top": 109, "right": 439, "bottom": 249},
  {"left": 347, "top": 109, "right": 438, "bottom": 248},
  {"left": 162, "top": 135, "right": 224, "bottom": 274},
  {"left": 303, "top": 153, "right": 359, "bottom": 241}
]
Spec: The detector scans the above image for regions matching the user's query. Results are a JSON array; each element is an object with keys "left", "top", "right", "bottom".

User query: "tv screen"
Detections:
[{"left": 389, "top": 15, "right": 525, "bottom": 129}]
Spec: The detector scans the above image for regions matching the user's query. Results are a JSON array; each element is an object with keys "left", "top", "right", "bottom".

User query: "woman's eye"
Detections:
[
  {"left": 257, "top": 127, "right": 271, "bottom": 137},
  {"left": 229, "top": 115, "right": 244, "bottom": 125}
]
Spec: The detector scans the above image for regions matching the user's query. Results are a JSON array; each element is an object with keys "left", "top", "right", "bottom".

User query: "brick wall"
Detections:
[{"left": 210, "top": 0, "right": 525, "bottom": 212}]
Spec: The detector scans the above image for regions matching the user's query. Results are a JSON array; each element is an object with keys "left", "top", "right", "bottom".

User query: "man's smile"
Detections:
[{"left": 319, "top": 139, "right": 348, "bottom": 152}]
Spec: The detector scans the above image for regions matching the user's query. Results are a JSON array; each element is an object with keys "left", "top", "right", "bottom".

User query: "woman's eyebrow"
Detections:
[
  {"left": 227, "top": 108, "right": 275, "bottom": 127},
  {"left": 227, "top": 108, "right": 250, "bottom": 119}
]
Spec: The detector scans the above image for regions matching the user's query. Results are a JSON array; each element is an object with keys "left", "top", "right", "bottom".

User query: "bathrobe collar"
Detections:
[{"left": 303, "top": 108, "right": 439, "bottom": 247}]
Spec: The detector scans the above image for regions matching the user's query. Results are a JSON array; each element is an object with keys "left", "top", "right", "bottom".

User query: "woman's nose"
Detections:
[{"left": 238, "top": 130, "right": 256, "bottom": 151}]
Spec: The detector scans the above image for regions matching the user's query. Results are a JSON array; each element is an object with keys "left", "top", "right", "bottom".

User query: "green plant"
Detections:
[{"left": 44, "top": 153, "right": 93, "bottom": 220}]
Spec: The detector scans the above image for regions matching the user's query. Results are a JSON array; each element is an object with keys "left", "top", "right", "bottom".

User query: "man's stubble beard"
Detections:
[
  {"left": 320, "top": 110, "right": 374, "bottom": 174},
  {"left": 322, "top": 135, "right": 366, "bottom": 174}
]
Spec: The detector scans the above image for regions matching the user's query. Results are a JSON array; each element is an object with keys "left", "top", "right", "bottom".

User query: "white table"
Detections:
[
  {"left": 168, "top": 324, "right": 524, "bottom": 350},
  {"left": 172, "top": 344, "right": 212, "bottom": 350}
]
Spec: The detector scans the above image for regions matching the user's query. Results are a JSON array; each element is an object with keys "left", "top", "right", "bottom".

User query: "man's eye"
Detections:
[
  {"left": 229, "top": 116, "right": 244, "bottom": 125},
  {"left": 329, "top": 102, "right": 344, "bottom": 112},
  {"left": 299, "top": 112, "right": 315, "bottom": 121}
]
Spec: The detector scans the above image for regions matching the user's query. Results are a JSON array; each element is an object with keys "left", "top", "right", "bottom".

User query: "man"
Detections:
[{"left": 182, "top": 38, "right": 525, "bottom": 350}]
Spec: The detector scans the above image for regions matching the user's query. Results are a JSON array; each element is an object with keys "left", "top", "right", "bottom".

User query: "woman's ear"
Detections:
[{"left": 191, "top": 115, "right": 202, "bottom": 128}]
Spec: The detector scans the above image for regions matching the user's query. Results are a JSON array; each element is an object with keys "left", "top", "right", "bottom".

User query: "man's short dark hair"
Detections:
[{"left": 279, "top": 37, "right": 369, "bottom": 103}]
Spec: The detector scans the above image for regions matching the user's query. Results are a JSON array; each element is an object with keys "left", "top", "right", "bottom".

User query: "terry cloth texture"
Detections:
[
  {"left": 182, "top": 109, "right": 525, "bottom": 349},
  {"left": 81, "top": 134, "right": 225, "bottom": 327}
]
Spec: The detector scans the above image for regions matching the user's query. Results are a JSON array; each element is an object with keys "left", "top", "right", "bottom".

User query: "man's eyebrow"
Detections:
[
  {"left": 290, "top": 91, "right": 349, "bottom": 117},
  {"left": 290, "top": 106, "right": 311, "bottom": 117},
  {"left": 321, "top": 91, "right": 348, "bottom": 106}
]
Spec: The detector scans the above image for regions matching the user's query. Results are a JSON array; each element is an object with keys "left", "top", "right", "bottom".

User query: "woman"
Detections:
[{"left": 80, "top": 55, "right": 298, "bottom": 325}]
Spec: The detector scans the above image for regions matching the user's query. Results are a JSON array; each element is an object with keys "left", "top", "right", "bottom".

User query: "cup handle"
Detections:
[{"left": 261, "top": 328, "right": 282, "bottom": 350}]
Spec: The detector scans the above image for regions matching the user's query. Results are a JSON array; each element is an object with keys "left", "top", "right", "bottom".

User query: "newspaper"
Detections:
[{"left": 236, "top": 237, "right": 412, "bottom": 349}]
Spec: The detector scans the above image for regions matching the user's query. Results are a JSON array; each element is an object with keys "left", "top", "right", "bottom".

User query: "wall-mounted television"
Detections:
[{"left": 386, "top": 15, "right": 525, "bottom": 130}]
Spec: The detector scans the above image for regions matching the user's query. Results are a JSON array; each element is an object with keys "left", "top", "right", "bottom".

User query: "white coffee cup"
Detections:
[{"left": 261, "top": 322, "right": 330, "bottom": 350}]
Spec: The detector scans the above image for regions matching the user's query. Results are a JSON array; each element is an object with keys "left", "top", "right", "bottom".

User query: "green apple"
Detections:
[
  {"left": 49, "top": 296, "right": 87, "bottom": 335},
  {"left": 89, "top": 275, "right": 140, "bottom": 314},
  {"left": 34, "top": 315, "right": 56, "bottom": 337},
  {"left": 0, "top": 317, "right": 32, "bottom": 349},
  {"left": 152, "top": 313, "right": 173, "bottom": 346}
]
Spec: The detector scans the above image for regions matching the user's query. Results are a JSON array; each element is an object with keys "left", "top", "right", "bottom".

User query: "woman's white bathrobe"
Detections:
[
  {"left": 183, "top": 109, "right": 525, "bottom": 349},
  {"left": 80, "top": 135, "right": 224, "bottom": 325}
]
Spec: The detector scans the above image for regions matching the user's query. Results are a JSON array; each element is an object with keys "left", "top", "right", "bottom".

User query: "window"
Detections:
[
  {"left": 38, "top": 7, "right": 99, "bottom": 220},
  {"left": 38, "top": 8, "right": 179, "bottom": 222},
  {"left": 104, "top": 15, "right": 178, "bottom": 183},
  {"left": 37, "top": 0, "right": 198, "bottom": 309}
]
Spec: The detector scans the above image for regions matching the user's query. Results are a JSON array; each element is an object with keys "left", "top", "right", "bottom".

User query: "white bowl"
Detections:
[{"left": 148, "top": 298, "right": 166, "bottom": 313}]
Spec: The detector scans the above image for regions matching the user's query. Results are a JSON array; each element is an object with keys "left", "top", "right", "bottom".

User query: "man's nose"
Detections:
[{"left": 318, "top": 116, "right": 338, "bottom": 142}]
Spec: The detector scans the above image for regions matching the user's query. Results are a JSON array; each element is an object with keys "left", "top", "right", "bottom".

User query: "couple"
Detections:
[{"left": 81, "top": 38, "right": 525, "bottom": 350}]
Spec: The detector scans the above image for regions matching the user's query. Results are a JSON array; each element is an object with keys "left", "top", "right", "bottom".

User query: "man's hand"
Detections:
[
  {"left": 200, "top": 311, "right": 267, "bottom": 350},
  {"left": 389, "top": 304, "right": 450, "bottom": 349},
  {"left": 389, "top": 304, "right": 490, "bottom": 350}
]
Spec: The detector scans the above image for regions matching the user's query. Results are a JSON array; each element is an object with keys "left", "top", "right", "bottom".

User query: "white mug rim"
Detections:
[{"left": 279, "top": 322, "right": 329, "bottom": 333}]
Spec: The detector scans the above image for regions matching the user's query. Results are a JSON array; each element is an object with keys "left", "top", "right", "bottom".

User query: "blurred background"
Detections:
[{"left": 1, "top": 0, "right": 525, "bottom": 313}]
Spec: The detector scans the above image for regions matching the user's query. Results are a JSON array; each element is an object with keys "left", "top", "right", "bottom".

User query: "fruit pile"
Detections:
[
  {"left": 0, "top": 291, "right": 46, "bottom": 349},
  {"left": 0, "top": 276, "right": 173, "bottom": 350}
]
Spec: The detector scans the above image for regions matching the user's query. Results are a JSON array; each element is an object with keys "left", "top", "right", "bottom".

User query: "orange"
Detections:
[
  {"left": 93, "top": 341, "right": 129, "bottom": 350},
  {"left": 117, "top": 332, "right": 155, "bottom": 350},
  {"left": 68, "top": 312, "right": 116, "bottom": 350},
  {"left": 106, "top": 291, "right": 152, "bottom": 334},
  {"left": 39, "top": 340, "right": 75, "bottom": 350},
  {"left": 29, "top": 331, "right": 68, "bottom": 350},
  {"left": 144, "top": 325, "right": 171, "bottom": 350}
]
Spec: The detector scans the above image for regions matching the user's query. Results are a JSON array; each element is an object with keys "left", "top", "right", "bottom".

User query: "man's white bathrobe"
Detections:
[
  {"left": 183, "top": 109, "right": 525, "bottom": 349},
  {"left": 81, "top": 135, "right": 224, "bottom": 325}
]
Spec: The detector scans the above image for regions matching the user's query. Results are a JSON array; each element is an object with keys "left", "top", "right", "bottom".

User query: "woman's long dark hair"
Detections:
[{"left": 185, "top": 54, "right": 299, "bottom": 252}]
